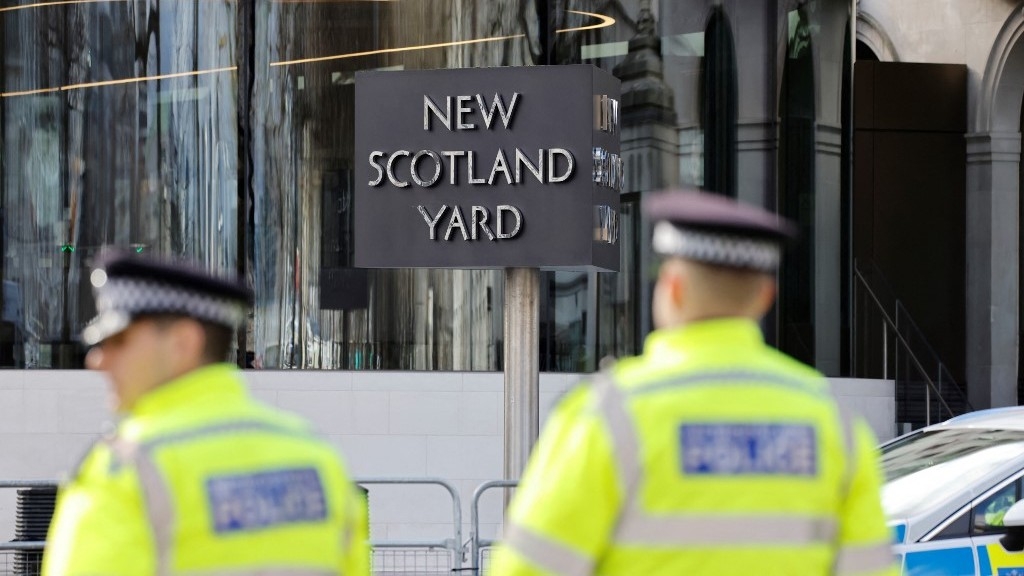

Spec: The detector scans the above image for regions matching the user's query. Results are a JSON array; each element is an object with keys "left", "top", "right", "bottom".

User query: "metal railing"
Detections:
[
  {"left": 357, "top": 477, "right": 463, "bottom": 575},
  {"left": 853, "top": 259, "right": 971, "bottom": 429},
  {"left": 469, "top": 480, "right": 517, "bottom": 576}
]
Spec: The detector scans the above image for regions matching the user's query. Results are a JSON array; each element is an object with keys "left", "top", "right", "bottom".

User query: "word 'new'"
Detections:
[{"left": 424, "top": 93, "right": 521, "bottom": 131}]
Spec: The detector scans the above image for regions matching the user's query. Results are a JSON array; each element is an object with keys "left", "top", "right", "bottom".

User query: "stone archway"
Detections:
[
  {"left": 855, "top": 11, "right": 899, "bottom": 62},
  {"left": 968, "top": 5, "right": 1024, "bottom": 408},
  {"left": 977, "top": 6, "right": 1024, "bottom": 133}
]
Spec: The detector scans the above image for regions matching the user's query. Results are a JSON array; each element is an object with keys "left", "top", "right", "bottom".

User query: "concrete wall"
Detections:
[
  {"left": 0, "top": 370, "right": 895, "bottom": 546},
  {"left": 831, "top": 377, "right": 897, "bottom": 441}
]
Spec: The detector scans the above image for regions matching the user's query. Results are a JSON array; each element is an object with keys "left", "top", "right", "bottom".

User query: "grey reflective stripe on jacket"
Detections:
[
  {"left": 615, "top": 513, "right": 838, "bottom": 546},
  {"left": 503, "top": 521, "right": 594, "bottom": 576},
  {"left": 593, "top": 376, "right": 642, "bottom": 505},
  {"left": 627, "top": 369, "right": 832, "bottom": 399},
  {"left": 834, "top": 542, "right": 896, "bottom": 576},
  {"left": 105, "top": 420, "right": 332, "bottom": 576},
  {"left": 176, "top": 565, "right": 335, "bottom": 569}
]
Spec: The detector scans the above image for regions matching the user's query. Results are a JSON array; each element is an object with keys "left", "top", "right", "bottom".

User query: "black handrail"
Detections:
[{"left": 853, "top": 259, "right": 971, "bottom": 424}]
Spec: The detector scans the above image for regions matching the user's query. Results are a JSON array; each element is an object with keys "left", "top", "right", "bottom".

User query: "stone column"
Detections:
[
  {"left": 736, "top": 121, "right": 779, "bottom": 209},
  {"left": 815, "top": 122, "right": 844, "bottom": 374},
  {"left": 966, "top": 132, "right": 1020, "bottom": 408},
  {"left": 730, "top": 0, "right": 778, "bottom": 210}
]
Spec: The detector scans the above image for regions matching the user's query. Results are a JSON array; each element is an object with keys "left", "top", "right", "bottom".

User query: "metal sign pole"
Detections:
[{"left": 504, "top": 267, "right": 540, "bottom": 484}]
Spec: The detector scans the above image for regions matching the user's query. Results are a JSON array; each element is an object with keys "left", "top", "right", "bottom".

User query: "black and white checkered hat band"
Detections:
[
  {"left": 652, "top": 221, "right": 781, "bottom": 271},
  {"left": 96, "top": 278, "right": 248, "bottom": 329}
]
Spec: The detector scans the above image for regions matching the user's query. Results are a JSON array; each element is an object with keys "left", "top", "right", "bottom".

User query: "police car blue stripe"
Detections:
[
  {"left": 904, "top": 547, "right": 974, "bottom": 576},
  {"left": 978, "top": 545, "right": 992, "bottom": 576},
  {"left": 892, "top": 523, "right": 906, "bottom": 544}
]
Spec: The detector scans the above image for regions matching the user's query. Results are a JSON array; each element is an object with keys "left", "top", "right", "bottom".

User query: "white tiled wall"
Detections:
[
  {"left": 831, "top": 377, "right": 898, "bottom": 442},
  {"left": 0, "top": 370, "right": 893, "bottom": 548}
]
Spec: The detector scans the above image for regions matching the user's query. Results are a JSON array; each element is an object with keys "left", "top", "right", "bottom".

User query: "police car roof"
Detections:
[{"left": 934, "top": 406, "right": 1024, "bottom": 431}]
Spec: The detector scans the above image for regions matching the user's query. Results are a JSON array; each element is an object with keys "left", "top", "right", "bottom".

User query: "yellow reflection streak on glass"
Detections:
[
  {"left": 0, "top": 0, "right": 121, "bottom": 13},
  {"left": 60, "top": 66, "right": 237, "bottom": 90},
  {"left": 557, "top": 9, "right": 616, "bottom": 34},
  {"left": 0, "top": 87, "right": 60, "bottom": 98},
  {"left": 270, "top": 34, "right": 525, "bottom": 67},
  {"left": 0, "top": 66, "right": 235, "bottom": 98}
]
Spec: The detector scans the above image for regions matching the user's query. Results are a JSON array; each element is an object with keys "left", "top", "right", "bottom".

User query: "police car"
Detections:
[{"left": 882, "top": 407, "right": 1024, "bottom": 575}]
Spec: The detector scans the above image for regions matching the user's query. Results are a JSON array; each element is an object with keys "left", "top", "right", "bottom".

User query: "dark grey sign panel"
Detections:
[{"left": 354, "top": 65, "right": 621, "bottom": 271}]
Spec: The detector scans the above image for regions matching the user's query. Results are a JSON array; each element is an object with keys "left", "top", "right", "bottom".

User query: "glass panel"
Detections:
[
  {"left": 778, "top": 5, "right": 817, "bottom": 366},
  {"left": 702, "top": 6, "right": 737, "bottom": 197},
  {"left": 540, "top": 271, "right": 589, "bottom": 372},
  {"left": 656, "top": 0, "right": 714, "bottom": 190},
  {"left": 251, "top": 0, "right": 536, "bottom": 369},
  {"left": 0, "top": 0, "right": 855, "bottom": 372},
  {"left": 1, "top": 0, "right": 238, "bottom": 368},
  {"left": 597, "top": 197, "right": 641, "bottom": 363},
  {"left": 933, "top": 511, "right": 970, "bottom": 540},
  {"left": 973, "top": 480, "right": 1020, "bottom": 534}
]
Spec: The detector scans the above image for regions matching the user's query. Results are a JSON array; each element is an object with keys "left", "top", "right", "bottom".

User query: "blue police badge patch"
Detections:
[
  {"left": 680, "top": 423, "right": 817, "bottom": 476},
  {"left": 207, "top": 468, "right": 328, "bottom": 533}
]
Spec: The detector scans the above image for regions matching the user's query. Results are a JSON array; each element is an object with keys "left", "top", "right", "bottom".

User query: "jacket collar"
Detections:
[
  {"left": 645, "top": 317, "right": 765, "bottom": 358},
  {"left": 129, "top": 363, "right": 246, "bottom": 419}
]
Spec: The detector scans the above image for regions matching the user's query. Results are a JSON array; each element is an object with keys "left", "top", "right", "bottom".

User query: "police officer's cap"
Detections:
[
  {"left": 645, "top": 189, "right": 798, "bottom": 272},
  {"left": 82, "top": 251, "right": 252, "bottom": 346}
]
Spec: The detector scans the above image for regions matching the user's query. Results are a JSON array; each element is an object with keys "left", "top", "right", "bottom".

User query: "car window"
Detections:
[
  {"left": 933, "top": 512, "right": 970, "bottom": 540},
  {"left": 880, "top": 429, "right": 1024, "bottom": 519},
  {"left": 973, "top": 481, "right": 1022, "bottom": 535}
]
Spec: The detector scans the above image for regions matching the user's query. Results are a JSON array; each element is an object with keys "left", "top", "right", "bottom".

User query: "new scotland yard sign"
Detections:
[{"left": 354, "top": 65, "right": 621, "bottom": 271}]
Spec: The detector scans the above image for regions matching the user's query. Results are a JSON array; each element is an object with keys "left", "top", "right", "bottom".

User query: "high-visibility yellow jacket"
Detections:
[
  {"left": 42, "top": 363, "right": 369, "bottom": 576},
  {"left": 490, "top": 318, "right": 896, "bottom": 576}
]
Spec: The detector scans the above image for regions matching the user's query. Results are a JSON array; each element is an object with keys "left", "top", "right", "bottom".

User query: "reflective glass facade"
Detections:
[{"left": 0, "top": 0, "right": 852, "bottom": 372}]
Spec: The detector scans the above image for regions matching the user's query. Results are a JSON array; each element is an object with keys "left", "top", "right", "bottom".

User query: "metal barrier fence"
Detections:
[
  {"left": 469, "top": 480, "right": 517, "bottom": 576},
  {"left": 357, "top": 477, "right": 463, "bottom": 575},
  {"left": 0, "top": 543, "right": 43, "bottom": 576},
  {"left": 0, "top": 477, "right": 481, "bottom": 576}
]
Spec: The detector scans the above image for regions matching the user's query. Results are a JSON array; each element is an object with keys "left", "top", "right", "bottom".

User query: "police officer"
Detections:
[
  {"left": 490, "top": 190, "right": 896, "bottom": 576},
  {"left": 43, "top": 252, "right": 369, "bottom": 576}
]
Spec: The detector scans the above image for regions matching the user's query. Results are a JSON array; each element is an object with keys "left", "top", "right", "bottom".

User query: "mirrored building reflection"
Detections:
[
  {"left": 0, "top": 0, "right": 854, "bottom": 375},
  {"left": 1, "top": 0, "right": 238, "bottom": 367}
]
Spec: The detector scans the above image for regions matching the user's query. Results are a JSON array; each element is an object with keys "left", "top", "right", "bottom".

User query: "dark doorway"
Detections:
[{"left": 852, "top": 61, "right": 966, "bottom": 391}]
